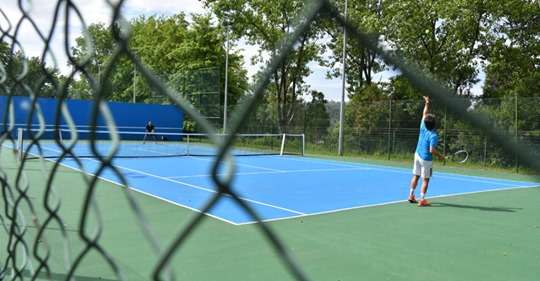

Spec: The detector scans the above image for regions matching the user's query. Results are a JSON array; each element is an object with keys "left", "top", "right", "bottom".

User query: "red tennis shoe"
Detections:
[{"left": 417, "top": 199, "right": 431, "bottom": 207}]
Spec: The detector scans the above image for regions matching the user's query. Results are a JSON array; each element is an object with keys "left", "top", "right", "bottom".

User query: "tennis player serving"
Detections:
[{"left": 408, "top": 96, "right": 444, "bottom": 207}]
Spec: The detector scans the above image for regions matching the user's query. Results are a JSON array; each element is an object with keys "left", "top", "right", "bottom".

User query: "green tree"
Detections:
[
  {"left": 323, "top": 0, "right": 385, "bottom": 95},
  {"left": 482, "top": 0, "right": 540, "bottom": 100},
  {"left": 383, "top": 0, "right": 491, "bottom": 95},
  {"left": 346, "top": 84, "right": 387, "bottom": 132},
  {"left": 204, "top": 0, "right": 325, "bottom": 132},
  {"left": 0, "top": 42, "right": 60, "bottom": 98},
  {"left": 70, "top": 14, "right": 248, "bottom": 121},
  {"left": 304, "top": 90, "right": 330, "bottom": 140}
]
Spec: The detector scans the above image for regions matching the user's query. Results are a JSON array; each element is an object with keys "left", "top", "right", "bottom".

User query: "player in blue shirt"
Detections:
[{"left": 408, "top": 96, "right": 444, "bottom": 207}]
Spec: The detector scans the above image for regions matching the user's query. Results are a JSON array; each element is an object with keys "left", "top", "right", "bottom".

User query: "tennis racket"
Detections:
[{"left": 445, "top": 150, "right": 469, "bottom": 163}]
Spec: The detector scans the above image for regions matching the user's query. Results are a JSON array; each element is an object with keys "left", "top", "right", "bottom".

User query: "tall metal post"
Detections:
[
  {"left": 133, "top": 65, "right": 136, "bottom": 103},
  {"left": 338, "top": 0, "right": 348, "bottom": 156},
  {"left": 97, "top": 63, "right": 101, "bottom": 86},
  {"left": 387, "top": 96, "right": 392, "bottom": 160},
  {"left": 515, "top": 92, "right": 519, "bottom": 173},
  {"left": 443, "top": 107, "right": 447, "bottom": 165},
  {"left": 223, "top": 21, "right": 230, "bottom": 133}
]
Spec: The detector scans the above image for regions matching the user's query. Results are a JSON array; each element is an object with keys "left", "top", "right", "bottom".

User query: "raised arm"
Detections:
[{"left": 422, "top": 96, "right": 431, "bottom": 119}]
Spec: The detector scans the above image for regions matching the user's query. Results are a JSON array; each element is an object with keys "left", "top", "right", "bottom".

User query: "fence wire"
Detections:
[
  {"left": 241, "top": 96, "right": 539, "bottom": 170},
  {"left": 0, "top": 1, "right": 538, "bottom": 281}
]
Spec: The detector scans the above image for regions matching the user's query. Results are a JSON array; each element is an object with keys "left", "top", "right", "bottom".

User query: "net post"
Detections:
[
  {"left": 186, "top": 134, "right": 191, "bottom": 156},
  {"left": 17, "top": 128, "right": 23, "bottom": 161},
  {"left": 301, "top": 134, "right": 305, "bottom": 156},
  {"left": 280, "top": 133, "right": 286, "bottom": 156}
]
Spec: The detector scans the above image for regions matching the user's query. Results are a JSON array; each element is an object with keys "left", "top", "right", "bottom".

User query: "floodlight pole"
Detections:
[
  {"left": 132, "top": 47, "right": 140, "bottom": 103},
  {"left": 223, "top": 21, "right": 230, "bottom": 133},
  {"left": 133, "top": 66, "right": 136, "bottom": 103},
  {"left": 338, "top": 0, "right": 348, "bottom": 156},
  {"left": 94, "top": 55, "right": 101, "bottom": 87}
]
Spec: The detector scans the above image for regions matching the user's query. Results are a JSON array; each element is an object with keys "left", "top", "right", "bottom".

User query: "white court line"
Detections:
[
  {"left": 138, "top": 147, "right": 284, "bottom": 172},
  {"left": 167, "top": 167, "right": 372, "bottom": 179},
  {"left": 271, "top": 155, "right": 540, "bottom": 186},
  {"left": 186, "top": 155, "right": 283, "bottom": 172},
  {"left": 15, "top": 147, "right": 240, "bottom": 225},
  {"left": 99, "top": 162, "right": 305, "bottom": 216},
  {"left": 38, "top": 145, "right": 305, "bottom": 218},
  {"left": 292, "top": 155, "right": 540, "bottom": 184},
  {"left": 15, "top": 144, "right": 540, "bottom": 226},
  {"left": 235, "top": 184, "right": 540, "bottom": 225}
]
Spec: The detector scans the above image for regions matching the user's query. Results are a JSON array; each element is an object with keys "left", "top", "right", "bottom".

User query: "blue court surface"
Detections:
[{"left": 22, "top": 142, "right": 540, "bottom": 225}]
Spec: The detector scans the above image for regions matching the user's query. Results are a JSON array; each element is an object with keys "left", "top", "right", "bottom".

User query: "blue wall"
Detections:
[{"left": 0, "top": 96, "right": 184, "bottom": 133}]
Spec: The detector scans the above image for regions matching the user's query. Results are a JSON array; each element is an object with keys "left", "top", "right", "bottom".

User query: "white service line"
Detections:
[
  {"left": 19, "top": 145, "right": 540, "bottom": 226},
  {"left": 186, "top": 155, "right": 284, "bottom": 172},
  {"left": 138, "top": 147, "right": 284, "bottom": 172},
  {"left": 235, "top": 184, "right": 540, "bottom": 225},
  {"left": 102, "top": 162, "right": 305, "bottom": 215},
  {"left": 39, "top": 145, "right": 305, "bottom": 217},
  {"left": 167, "top": 167, "right": 372, "bottom": 179},
  {"left": 16, "top": 147, "right": 241, "bottom": 225},
  {"left": 272, "top": 155, "right": 539, "bottom": 186}
]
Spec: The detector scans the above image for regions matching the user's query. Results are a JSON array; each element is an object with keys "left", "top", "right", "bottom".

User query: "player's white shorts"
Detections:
[{"left": 413, "top": 153, "right": 433, "bottom": 178}]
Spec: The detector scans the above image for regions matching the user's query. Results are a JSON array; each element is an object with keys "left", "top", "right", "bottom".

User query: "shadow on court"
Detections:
[{"left": 430, "top": 202, "right": 522, "bottom": 212}]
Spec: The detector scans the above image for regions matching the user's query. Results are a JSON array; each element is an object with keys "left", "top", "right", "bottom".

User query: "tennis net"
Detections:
[{"left": 15, "top": 128, "right": 305, "bottom": 159}]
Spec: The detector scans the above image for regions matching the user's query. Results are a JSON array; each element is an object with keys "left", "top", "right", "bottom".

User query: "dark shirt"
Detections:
[{"left": 145, "top": 124, "right": 155, "bottom": 132}]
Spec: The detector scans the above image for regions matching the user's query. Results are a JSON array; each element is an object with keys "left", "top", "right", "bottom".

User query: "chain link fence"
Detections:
[
  {"left": 1, "top": 1, "right": 539, "bottom": 281},
  {"left": 240, "top": 96, "right": 540, "bottom": 171}
]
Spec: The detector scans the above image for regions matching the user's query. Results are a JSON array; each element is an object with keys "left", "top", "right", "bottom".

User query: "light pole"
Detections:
[
  {"left": 133, "top": 65, "right": 136, "bottom": 103},
  {"left": 338, "top": 0, "right": 348, "bottom": 156},
  {"left": 93, "top": 52, "right": 101, "bottom": 87},
  {"left": 223, "top": 18, "right": 231, "bottom": 133},
  {"left": 97, "top": 63, "right": 101, "bottom": 85},
  {"left": 132, "top": 47, "right": 142, "bottom": 104}
]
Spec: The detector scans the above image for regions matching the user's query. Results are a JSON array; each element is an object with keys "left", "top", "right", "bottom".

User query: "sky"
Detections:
[{"left": 1, "top": 0, "right": 483, "bottom": 101}]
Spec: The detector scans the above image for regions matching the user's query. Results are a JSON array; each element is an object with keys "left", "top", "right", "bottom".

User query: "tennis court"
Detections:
[
  {"left": 2, "top": 0, "right": 540, "bottom": 280},
  {"left": 20, "top": 136, "right": 539, "bottom": 225},
  {"left": 3, "top": 140, "right": 540, "bottom": 281}
]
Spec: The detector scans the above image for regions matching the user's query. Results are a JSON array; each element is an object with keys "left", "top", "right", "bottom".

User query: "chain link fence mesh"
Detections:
[{"left": 0, "top": 0, "right": 539, "bottom": 280}]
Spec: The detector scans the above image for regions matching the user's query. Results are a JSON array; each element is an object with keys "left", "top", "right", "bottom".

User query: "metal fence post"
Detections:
[
  {"left": 338, "top": 0, "right": 348, "bottom": 157},
  {"left": 387, "top": 97, "right": 392, "bottom": 160},
  {"left": 515, "top": 93, "right": 519, "bottom": 173},
  {"left": 442, "top": 107, "right": 447, "bottom": 166},
  {"left": 483, "top": 135, "right": 487, "bottom": 168},
  {"left": 392, "top": 129, "right": 396, "bottom": 156}
]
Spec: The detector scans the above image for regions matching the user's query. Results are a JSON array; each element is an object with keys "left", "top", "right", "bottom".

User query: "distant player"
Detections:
[
  {"left": 143, "top": 121, "right": 157, "bottom": 143},
  {"left": 408, "top": 96, "right": 444, "bottom": 207}
]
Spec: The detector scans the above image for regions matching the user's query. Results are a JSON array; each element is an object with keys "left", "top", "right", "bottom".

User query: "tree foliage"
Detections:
[
  {"left": 0, "top": 42, "right": 61, "bottom": 98},
  {"left": 203, "top": 0, "right": 325, "bottom": 132},
  {"left": 304, "top": 90, "right": 330, "bottom": 140},
  {"left": 70, "top": 14, "right": 248, "bottom": 116},
  {"left": 3, "top": 0, "right": 538, "bottom": 167},
  {"left": 324, "top": 0, "right": 385, "bottom": 95},
  {"left": 482, "top": 0, "right": 540, "bottom": 99},
  {"left": 383, "top": 0, "right": 492, "bottom": 94}
]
